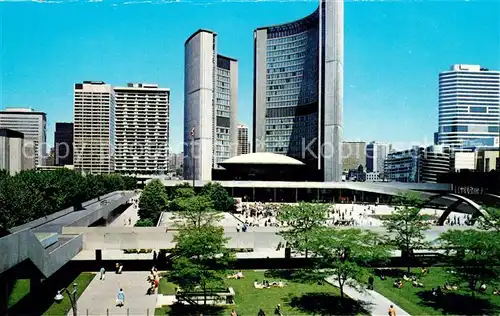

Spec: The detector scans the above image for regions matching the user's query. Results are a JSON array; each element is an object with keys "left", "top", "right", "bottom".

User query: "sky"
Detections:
[{"left": 1, "top": 0, "right": 499, "bottom": 152}]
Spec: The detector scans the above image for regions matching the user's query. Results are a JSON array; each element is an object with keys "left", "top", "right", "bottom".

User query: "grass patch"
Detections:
[
  {"left": 155, "top": 270, "right": 368, "bottom": 316},
  {"left": 43, "top": 272, "right": 95, "bottom": 316},
  {"left": 366, "top": 267, "right": 500, "bottom": 315},
  {"left": 159, "top": 273, "right": 178, "bottom": 295},
  {"left": 8, "top": 279, "right": 30, "bottom": 308}
]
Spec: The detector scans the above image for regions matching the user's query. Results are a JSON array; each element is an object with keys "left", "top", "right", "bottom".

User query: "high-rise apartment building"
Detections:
[
  {"left": 54, "top": 122, "right": 74, "bottom": 166},
  {"left": 237, "top": 124, "right": 249, "bottom": 155},
  {"left": 342, "top": 141, "right": 366, "bottom": 171},
  {"left": 0, "top": 108, "right": 46, "bottom": 167},
  {"left": 253, "top": 0, "right": 344, "bottom": 181},
  {"left": 437, "top": 64, "right": 500, "bottom": 148},
  {"left": 366, "top": 141, "right": 391, "bottom": 174},
  {"left": 114, "top": 83, "right": 170, "bottom": 175},
  {"left": 73, "top": 81, "right": 116, "bottom": 174},
  {"left": 184, "top": 30, "right": 238, "bottom": 181},
  {"left": 168, "top": 152, "right": 184, "bottom": 173}
]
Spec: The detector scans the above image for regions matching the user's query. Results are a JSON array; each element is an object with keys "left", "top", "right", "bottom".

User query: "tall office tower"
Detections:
[
  {"left": 0, "top": 129, "right": 25, "bottom": 175},
  {"left": 73, "top": 81, "right": 116, "bottom": 174},
  {"left": 342, "top": 141, "right": 366, "bottom": 171},
  {"left": 438, "top": 64, "right": 500, "bottom": 148},
  {"left": 114, "top": 83, "right": 170, "bottom": 175},
  {"left": 253, "top": 0, "right": 344, "bottom": 181},
  {"left": 366, "top": 141, "right": 390, "bottom": 173},
  {"left": 54, "top": 122, "right": 74, "bottom": 166},
  {"left": 237, "top": 124, "right": 249, "bottom": 155},
  {"left": 0, "top": 108, "right": 46, "bottom": 167},
  {"left": 184, "top": 30, "right": 238, "bottom": 181},
  {"left": 420, "top": 145, "right": 451, "bottom": 183}
]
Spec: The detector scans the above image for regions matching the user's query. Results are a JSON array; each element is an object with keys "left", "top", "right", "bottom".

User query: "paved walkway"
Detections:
[
  {"left": 71, "top": 272, "right": 156, "bottom": 316},
  {"left": 325, "top": 276, "right": 410, "bottom": 316},
  {"left": 109, "top": 202, "right": 140, "bottom": 227}
]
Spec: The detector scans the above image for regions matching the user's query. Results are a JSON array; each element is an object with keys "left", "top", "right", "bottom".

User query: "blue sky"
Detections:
[{"left": 1, "top": 0, "right": 499, "bottom": 152}]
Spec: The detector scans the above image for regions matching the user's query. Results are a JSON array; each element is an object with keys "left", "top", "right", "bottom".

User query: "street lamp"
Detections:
[{"left": 54, "top": 283, "right": 78, "bottom": 316}]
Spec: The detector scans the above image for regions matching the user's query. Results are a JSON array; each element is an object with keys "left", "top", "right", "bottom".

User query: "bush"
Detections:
[{"left": 135, "top": 219, "right": 154, "bottom": 227}]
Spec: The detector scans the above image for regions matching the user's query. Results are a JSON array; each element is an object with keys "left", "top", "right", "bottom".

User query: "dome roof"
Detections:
[{"left": 220, "top": 152, "right": 305, "bottom": 166}]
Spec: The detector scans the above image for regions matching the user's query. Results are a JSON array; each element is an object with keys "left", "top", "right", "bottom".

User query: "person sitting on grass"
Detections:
[
  {"left": 479, "top": 283, "right": 487, "bottom": 293},
  {"left": 254, "top": 280, "right": 264, "bottom": 289},
  {"left": 393, "top": 280, "right": 403, "bottom": 289},
  {"left": 412, "top": 279, "right": 424, "bottom": 287},
  {"left": 493, "top": 288, "right": 499, "bottom": 295},
  {"left": 420, "top": 267, "right": 427, "bottom": 275},
  {"left": 380, "top": 274, "right": 386, "bottom": 281},
  {"left": 432, "top": 286, "right": 442, "bottom": 297},
  {"left": 403, "top": 274, "right": 410, "bottom": 281},
  {"left": 258, "top": 308, "right": 266, "bottom": 316},
  {"left": 227, "top": 271, "right": 244, "bottom": 279},
  {"left": 444, "top": 283, "right": 458, "bottom": 291}
]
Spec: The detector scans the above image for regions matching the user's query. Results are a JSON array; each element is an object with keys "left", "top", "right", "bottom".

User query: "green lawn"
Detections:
[
  {"left": 156, "top": 270, "right": 368, "bottom": 316},
  {"left": 367, "top": 267, "right": 500, "bottom": 315},
  {"left": 43, "top": 272, "right": 95, "bottom": 316},
  {"left": 8, "top": 279, "right": 30, "bottom": 308}
]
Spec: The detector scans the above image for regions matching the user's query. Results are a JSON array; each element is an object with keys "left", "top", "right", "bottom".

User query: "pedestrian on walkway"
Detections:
[
  {"left": 116, "top": 288, "right": 125, "bottom": 307},
  {"left": 368, "top": 275, "right": 374, "bottom": 290},
  {"left": 99, "top": 267, "right": 105, "bottom": 280},
  {"left": 388, "top": 304, "right": 396, "bottom": 316}
]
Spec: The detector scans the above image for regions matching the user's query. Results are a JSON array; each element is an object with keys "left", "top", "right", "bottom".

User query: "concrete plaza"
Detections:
[{"left": 71, "top": 271, "right": 156, "bottom": 316}]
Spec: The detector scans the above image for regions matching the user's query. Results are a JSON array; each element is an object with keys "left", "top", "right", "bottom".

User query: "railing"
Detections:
[{"left": 79, "top": 308, "right": 154, "bottom": 316}]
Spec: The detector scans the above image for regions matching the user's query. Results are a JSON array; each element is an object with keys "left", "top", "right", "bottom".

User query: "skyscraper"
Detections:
[
  {"left": 437, "top": 64, "right": 500, "bottom": 148},
  {"left": 114, "top": 83, "right": 170, "bottom": 175},
  {"left": 366, "top": 141, "right": 391, "bottom": 174},
  {"left": 237, "top": 124, "right": 249, "bottom": 155},
  {"left": 253, "top": 0, "right": 344, "bottom": 181},
  {"left": 184, "top": 30, "right": 238, "bottom": 181},
  {"left": 0, "top": 108, "right": 46, "bottom": 167},
  {"left": 0, "top": 128, "right": 25, "bottom": 175},
  {"left": 73, "top": 81, "right": 116, "bottom": 174},
  {"left": 342, "top": 141, "right": 366, "bottom": 171},
  {"left": 54, "top": 122, "right": 74, "bottom": 166}
]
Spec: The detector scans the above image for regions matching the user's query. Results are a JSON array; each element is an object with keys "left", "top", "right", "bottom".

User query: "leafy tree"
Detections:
[
  {"left": 135, "top": 219, "right": 154, "bottom": 227},
  {"left": 277, "top": 202, "right": 329, "bottom": 258},
  {"left": 171, "top": 195, "right": 222, "bottom": 229},
  {"left": 167, "top": 183, "right": 194, "bottom": 199},
  {"left": 307, "top": 227, "right": 391, "bottom": 299},
  {"left": 169, "top": 225, "right": 233, "bottom": 306},
  {"left": 201, "top": 182, "right": 235, "bottom": 213},
  {"left": 138, "top": 179, "right": 168, "bottom": 223},
  {"left": 479, "top": 207, "right": 500, "bottom": 232},
  {"left": 122, "top": 176, "right": 138, "bottom": 190},
  {"left": 439, "top": 229, "right": 500, "bottom": 292},
  {"left": 383, "top": 193, "right": 430, "bottom": 273}
]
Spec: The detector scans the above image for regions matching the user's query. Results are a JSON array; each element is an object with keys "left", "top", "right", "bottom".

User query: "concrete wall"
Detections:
[{"left": 62, "top": 227, "right": 284, "bottom": 251}]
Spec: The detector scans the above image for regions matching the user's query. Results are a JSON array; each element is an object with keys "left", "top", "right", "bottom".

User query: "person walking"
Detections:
[
  {"left": 388, "top": 304, "right": 396, "bottom": 316},
  {"left": 99, "top": 267, "right": 106, "bottom": 280},
  {"left": 116, "top": 288, "right": 125, "bottom": 307},
  {"left": 368, "top": 275, "right": 374, "bottom": 290}
]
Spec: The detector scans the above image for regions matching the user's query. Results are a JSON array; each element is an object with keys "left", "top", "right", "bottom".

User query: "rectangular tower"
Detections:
[
  {"left": 0, "top": 108, "right": 46, "bottom": 167},
  {"left": 54, "top": 122, "right": 74, "bottom": 166},
  {"left": 114, "top": 83, "right": 170, "bottom": 175},
  {"left": 237, "top": 124, "right": 249, "bottom": 155},
  {"left": 73, "top": 81, "right": 116, "bottom": 174},
  {"left": 184, "top": 30, "right": 238, "bottom": 181},
  {"left": 438, "top": 64, "right": 500, "bottom": 148}
]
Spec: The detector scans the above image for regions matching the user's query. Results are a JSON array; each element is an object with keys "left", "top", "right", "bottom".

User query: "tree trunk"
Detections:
[
  {"left": 203, "top": 284, "right": 207, "bottom": 306},
  {"left": 305, "top": 248, "right": 308, "bottom": 259}
]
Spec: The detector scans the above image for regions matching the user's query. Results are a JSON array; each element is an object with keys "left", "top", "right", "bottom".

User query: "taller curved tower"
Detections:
[{"left": 253, "top": 0, "right": 344, "bottom": 182}]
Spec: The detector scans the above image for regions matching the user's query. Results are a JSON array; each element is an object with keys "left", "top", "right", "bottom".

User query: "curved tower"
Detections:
[{"left": 253, "top": 0, "right": 344, "bottom": 181}]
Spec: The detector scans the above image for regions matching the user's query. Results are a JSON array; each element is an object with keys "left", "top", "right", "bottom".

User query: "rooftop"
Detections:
[{"left": 220, "top": 152, "right": 305, "bottom": 166}]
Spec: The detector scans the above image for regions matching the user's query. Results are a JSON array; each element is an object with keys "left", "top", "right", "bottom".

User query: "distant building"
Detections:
[
  {"left": 114, "top": 83, "right": 170, "bottom": 175},
  {"left": 0, "top": 108, "right": 46, "bottom": 167},
  {"left": 342, "top": 141, "right": 366, "bottom": 171},
  {"left": 0, "top": 128, "right": 25, "bottom": 175},
  {"left": 365, "top": 172, "right": 381, "bottom": 182},
  {"left": 366, "top": 141, "right": 391, "bottom": 174},
  {"left": 476, "top": 148, "right": 500, "bottom": 172},
  {"left": 73, "top": 81, "right": 116, "bottom": 174},
  {"left": 54, "top": 122, "right": 74, "bottom": 166},
  {"left": 237, "top": 124, "right": 249, "bottom": 156},
  {"left": 437, "top": 64, "right": 500, "bottom": 148},
  {"left": 420, "top": 145, "right": 451, "bottom": 183},
  {"left": 169, "top": 152, "right": 184, "bottom": 172},
  {"left": 453, "top": 152, "right": 476, "bottom": 171},
  {"left": 184, "top": 30, "right": 238, "bottom": 181}
]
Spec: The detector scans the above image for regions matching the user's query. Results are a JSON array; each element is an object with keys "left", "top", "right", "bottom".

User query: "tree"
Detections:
[
  {"left": 479, "top": 207, "right": 500, "bottom": 232},
  {"left": 138, "top": 179, "right": 168, "bottom": 223},
  {"left": 439, "top": 229, "right": 500, "bottom": 292},
  {"left": 307, "top": 227, "right": 391, "bottom": 299},
  {"left": 201, "top": 182, "right": 235, "bottom": 213},
  {"left": 383, "top": 193, "right": 430, "bottom": 273},
  {"left": 171, "top": 195, "right": 222, "bottom": 229},
  {"left": 169, "top": 225, "right": 233, "bottom": 306},
  {"left": 277, "top": 202, "right": 329, "bottom": 258}
]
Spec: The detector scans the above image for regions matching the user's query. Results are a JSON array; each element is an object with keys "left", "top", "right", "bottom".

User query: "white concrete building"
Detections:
[
  {"left": 453, "top": 152, "right": 476, "bottom": 171},
  {"left": 114, "top": 83, "right": 170, "bottom": 175},
  {"left": 73, "top": 81, "right": 116, "bottom": 174},
  {"left": 438, "top": 64, "right": 500, "bottom": 148},
  {"left": 237, "top": 124, "right": 249, "bottom": 156},
  {"left": 184, "top": 29, "right": 238, "bottom": 181},
  {"left": 0, "top": 108, "right": 46, "bottom": 167},
  {"left": 366, "top": 141, "right": 391, "bottom": 174},
  {"left": 0, "top": 128, "right": 25, "bottom": 175}
]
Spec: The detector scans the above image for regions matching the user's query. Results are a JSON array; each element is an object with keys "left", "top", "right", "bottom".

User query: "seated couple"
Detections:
[
  {"left": 393, "top": 280, "right": 404, "bottom": 289},
  {"left": 444, "top": 283, "right": 458, "bottom": 291},
  {"left": 227, "top": 271, "right": 245, "bottom": 279},
  {"left": 254, "top": 279, "right": 285, "bottom": 289}
]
